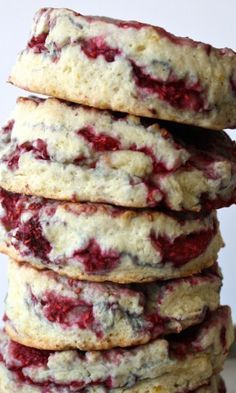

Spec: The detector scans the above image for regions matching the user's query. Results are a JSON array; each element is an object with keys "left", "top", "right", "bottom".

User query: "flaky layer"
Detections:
[
  {"left": 10, "top": 8, "right": 236, "bottom": 130},
  {"left": 5, "top": 260, "right": 221, "bottom": 350},
  {"left": 1, "top": 97, "right": 236, "bottom": 210},
  {"left": 0, "top": 189, "right": 223, "bottom": 283},
  {"left": 1, "top": 307, "right": 234, "bottom": 391}
]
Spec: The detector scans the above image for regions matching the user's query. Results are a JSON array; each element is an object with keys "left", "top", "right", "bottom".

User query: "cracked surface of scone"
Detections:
[
  {"left": 1, "top": 97, "right": 236, "bottom": 211},
  {"left": 5, "top": 260, "right": 222, "bottom": 350},
  {"left": 0, "top": 307, "right": 233, "bottom": 392},
  {"left": 9, "top": 8, "right": 236, "bottom": 130},
  {"left": 0, "top": 189, "right": 223, "bottom": 283}
]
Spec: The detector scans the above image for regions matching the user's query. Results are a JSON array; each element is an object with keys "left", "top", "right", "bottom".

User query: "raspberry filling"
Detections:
[
  {"left": 81, "top": 37, "right": 121, "bottom": 62},
  {"left": 6, "top": 139, "right": 49, "bottom": 170},
  {"left": 142, "top": 181, "right": 163, "bottom": 207},
  {"left": 27, "top": 32, "right": 48, "bottom": 53},
  {"left": 73, "top": 239, "right": 120, "bottom": 273},
  {"left": 27, "top": 31, "right": 60, "bottom": 62},
  {"left": 151, "top": 223, "right": 216, "bottom": 267},
  {"left": 144, "top": 313, "right": 167, "bottom": 337},
  {"left": 14, "top": 216, "right": 52, "bottom": 262},
  {"left": 78, "top": 126, "right": 121, "bottom": 151},
  {"left": 0, "top": 189, "right": 52, "bottom": 261},
  {"left": 0, "top": 189, "right": 23, "bottom": 229},
  {"left": 7, "top": 341, "right": 49, "bottom": 368},
  {"left": 1, "top": 120, "right": 14, "bottom": 135},
  {"left": 131, "top": 62, "right": 206, "bottom": 111},
  {"left": 33, "top": 291, "right": 103, "bottom": 337},
  {"left": 28, "top": 33, "right": 48, "bottom": 53}
]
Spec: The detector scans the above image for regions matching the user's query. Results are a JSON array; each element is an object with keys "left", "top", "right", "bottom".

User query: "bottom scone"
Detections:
[
  {"left": 0, "top": 363, "right": 226, "bottom": 393},
  {"left": 0, "top": 307, "right": 233, "bottom": 393}
]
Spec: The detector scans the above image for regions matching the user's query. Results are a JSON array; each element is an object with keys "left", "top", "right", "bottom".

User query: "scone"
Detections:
[
  {"left": 0, "top": 364, "right": 226, "bottom": 393},
  {"left": 0, "top": 189, "right": 223, "bottom": 283},
  {"left": 9, "top": 8, "right": 236, "bottom": 130},
  {"left": 5, "top": 260, "right": 221, "bottom": 350},
  {"left": 1, "top": 97, "right": 236, "bottom": 210},
  {"left": 0, "top": 306, "right": 233, "bottom": 392}
]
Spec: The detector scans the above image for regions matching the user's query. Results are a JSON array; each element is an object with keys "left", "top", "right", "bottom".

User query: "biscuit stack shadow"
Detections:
[{"left": 0, "top": 7, "right": 235, "bottom": 393}]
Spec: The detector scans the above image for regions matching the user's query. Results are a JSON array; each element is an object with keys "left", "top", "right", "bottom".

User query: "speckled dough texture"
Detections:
[
  {"left": 0, "top": 189, "right": 223, "bottom": 283},
  {"left": 1, "top": 97, "right": 236, "bottom": 211},
  {"left": 9, "top": 8, "right": 236, "bottom": 130},
  {"left": 5, "top": 260, "right": 222, "bottom": 350},
  {"left": 0, "top": 365, "right": 227, "bottom": 393},
  {"left": 0, "top": 307, "right": 234, "bottom": 392}
]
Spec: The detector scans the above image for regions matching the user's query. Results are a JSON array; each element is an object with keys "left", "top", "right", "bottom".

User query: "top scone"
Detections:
[{"left": 9, "top": 8, "right": 236, "bottom": 130}]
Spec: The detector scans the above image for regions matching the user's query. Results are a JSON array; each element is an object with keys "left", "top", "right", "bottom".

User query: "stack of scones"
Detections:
[{"left": 0, "top": 8, "right": 235, "bottom": 393}]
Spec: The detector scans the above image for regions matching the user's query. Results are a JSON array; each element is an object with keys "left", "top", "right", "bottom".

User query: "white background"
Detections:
[{"left": 0, "top": 0, "right": 235, "bottom": 323}]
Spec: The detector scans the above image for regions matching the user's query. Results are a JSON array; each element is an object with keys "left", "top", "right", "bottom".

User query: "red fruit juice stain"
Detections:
[
  {"left": 73, "top": 239, "right": 120, "bottom": 273},
  {"left": 81, "top": 37, "right": 121, "bottom": 62}
]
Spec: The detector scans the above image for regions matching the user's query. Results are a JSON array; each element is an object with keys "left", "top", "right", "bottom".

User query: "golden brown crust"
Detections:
[
  {"left": 5, "top": 324, "right": 149, "bottom": 351},
  {"left": 9, "top": 81, "right": 186, "bottom": 122}
]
